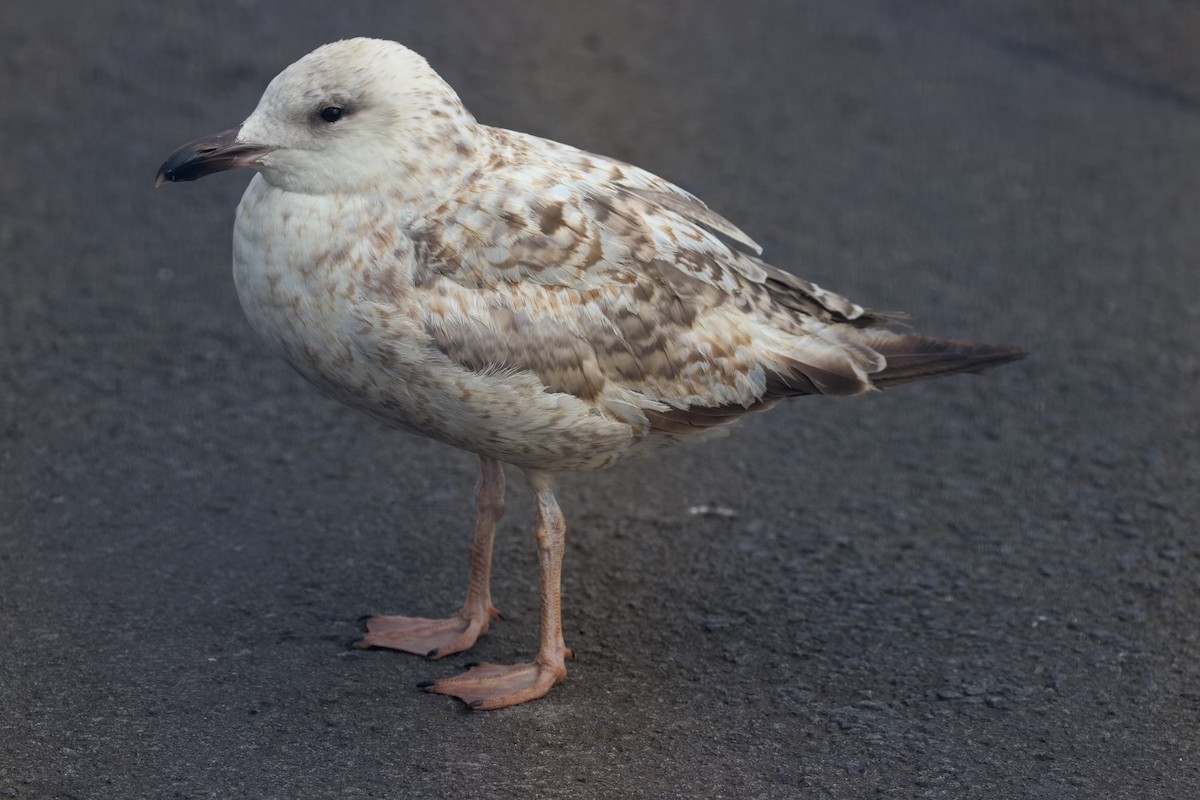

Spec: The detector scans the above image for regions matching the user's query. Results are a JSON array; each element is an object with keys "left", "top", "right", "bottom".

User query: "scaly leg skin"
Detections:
[
  {"left": 353, "top": 456, "right": 504, "bottom": 659},
  {"left": 424, "top": 470, "right": 573, "bottom": 710}
]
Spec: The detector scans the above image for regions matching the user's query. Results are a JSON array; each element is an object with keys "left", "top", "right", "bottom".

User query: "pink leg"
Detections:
[
  {"left": 354, "top": 456, "right": 505, "bottom": 658},
  {"left": 424, "top": 469, "right": 572, "bottom": 710}
]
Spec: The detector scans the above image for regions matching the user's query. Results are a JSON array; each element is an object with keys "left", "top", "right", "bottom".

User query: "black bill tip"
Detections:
[{"left": 155, "top": 126, "right": 272, "bottom": 187}]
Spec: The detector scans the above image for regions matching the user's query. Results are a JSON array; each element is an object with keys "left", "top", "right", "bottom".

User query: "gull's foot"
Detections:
[
  {"left": 353, "top": 606, "right": 499, "bottom": 658},
  {"left": 422, "top": 660, "right": 568, "bottom": 710}
]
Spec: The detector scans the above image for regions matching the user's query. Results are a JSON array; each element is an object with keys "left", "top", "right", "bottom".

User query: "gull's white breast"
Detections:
[{"left": 230, "top": 175, "right": 638, "bottom": 471}]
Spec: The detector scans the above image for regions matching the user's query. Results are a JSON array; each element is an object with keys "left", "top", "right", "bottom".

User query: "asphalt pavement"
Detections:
[{"left": 2, "top": 2, "right": 1198, "bottom": 798}]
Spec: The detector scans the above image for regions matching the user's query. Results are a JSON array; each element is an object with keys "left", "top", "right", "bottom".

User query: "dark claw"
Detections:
[
  {"left": 467, "top": 700, "right": 484, "bottom": 710},
  {"left": 425, "top": 648, "right": 439, "bottom": 659},
  {"left": 356, "top": 614, "right": 375, "bottom": 624},
  {"left": 416, "top": 680, "right": 437, "bottom": 689},
  {"left": 463, "top": 661, "right": 480, "bottom": 669}
]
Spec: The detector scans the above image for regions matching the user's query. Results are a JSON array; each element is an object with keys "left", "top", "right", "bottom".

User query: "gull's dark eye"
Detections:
[{"left": 319, "top": 106, "right": 344, "bottom": 123}]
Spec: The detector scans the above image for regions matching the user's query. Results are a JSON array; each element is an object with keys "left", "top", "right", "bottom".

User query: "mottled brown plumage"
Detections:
[{"left": 157, "top": 38, "right": 1023, "bottom": 711}]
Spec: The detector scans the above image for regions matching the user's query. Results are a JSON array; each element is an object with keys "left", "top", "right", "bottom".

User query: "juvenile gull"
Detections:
[{"left": 157, "top": 38, "right": 1023, "bottom": 710}]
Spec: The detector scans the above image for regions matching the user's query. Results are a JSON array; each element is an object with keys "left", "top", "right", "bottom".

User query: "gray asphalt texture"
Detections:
[{"left": 3, "top": 2, "right": 1198, "bottom": 798}]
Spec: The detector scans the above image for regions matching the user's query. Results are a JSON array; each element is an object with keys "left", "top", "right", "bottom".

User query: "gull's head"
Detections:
[{"left": 156, "top": 38, "right": 479, "bottom": 195}]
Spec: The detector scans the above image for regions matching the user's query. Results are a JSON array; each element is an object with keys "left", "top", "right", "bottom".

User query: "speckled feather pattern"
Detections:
[{"left": 228, "top": 38, "right": 1018, "bottom": 472}]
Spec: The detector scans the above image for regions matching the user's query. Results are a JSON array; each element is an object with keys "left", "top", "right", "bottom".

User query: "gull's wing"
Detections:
[{"left": 400, "top": 131, "right": 1013, "bottom": 435}]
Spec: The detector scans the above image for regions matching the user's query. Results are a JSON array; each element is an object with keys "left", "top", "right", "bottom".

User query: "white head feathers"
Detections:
[{"left": 236, "top": 38, "right": 481, "bottom": 196}]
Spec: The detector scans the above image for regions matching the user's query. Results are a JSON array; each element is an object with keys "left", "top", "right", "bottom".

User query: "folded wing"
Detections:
[{"left": 405, "top": 130, "right": 1022, "bottom": 436}]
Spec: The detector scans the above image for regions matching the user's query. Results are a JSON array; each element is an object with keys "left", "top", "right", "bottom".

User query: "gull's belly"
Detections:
[{"left": 230, "top": 178, "right": 637, "bottom": 471}]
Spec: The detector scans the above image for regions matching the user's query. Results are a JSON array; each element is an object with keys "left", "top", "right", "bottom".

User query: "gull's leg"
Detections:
[
  {"left": 424, "top": 469, "right": 572, "bottom": 710},
  {"left": 354, "top": 456, "right": 504, "bottom": 658}
]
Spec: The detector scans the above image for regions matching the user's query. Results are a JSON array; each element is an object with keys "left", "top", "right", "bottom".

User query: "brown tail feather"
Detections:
[
  {"left": 642, "top": 333, "right": 1024, "bottom": 435},
  {"left": 864, "top": 333, "right": 1025, "bottom": 388}
]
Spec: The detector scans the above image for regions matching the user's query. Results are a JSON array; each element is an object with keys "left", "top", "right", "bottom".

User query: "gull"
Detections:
[{"left": 157, "top": 38, "right": 1023, "bottom": 710}]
